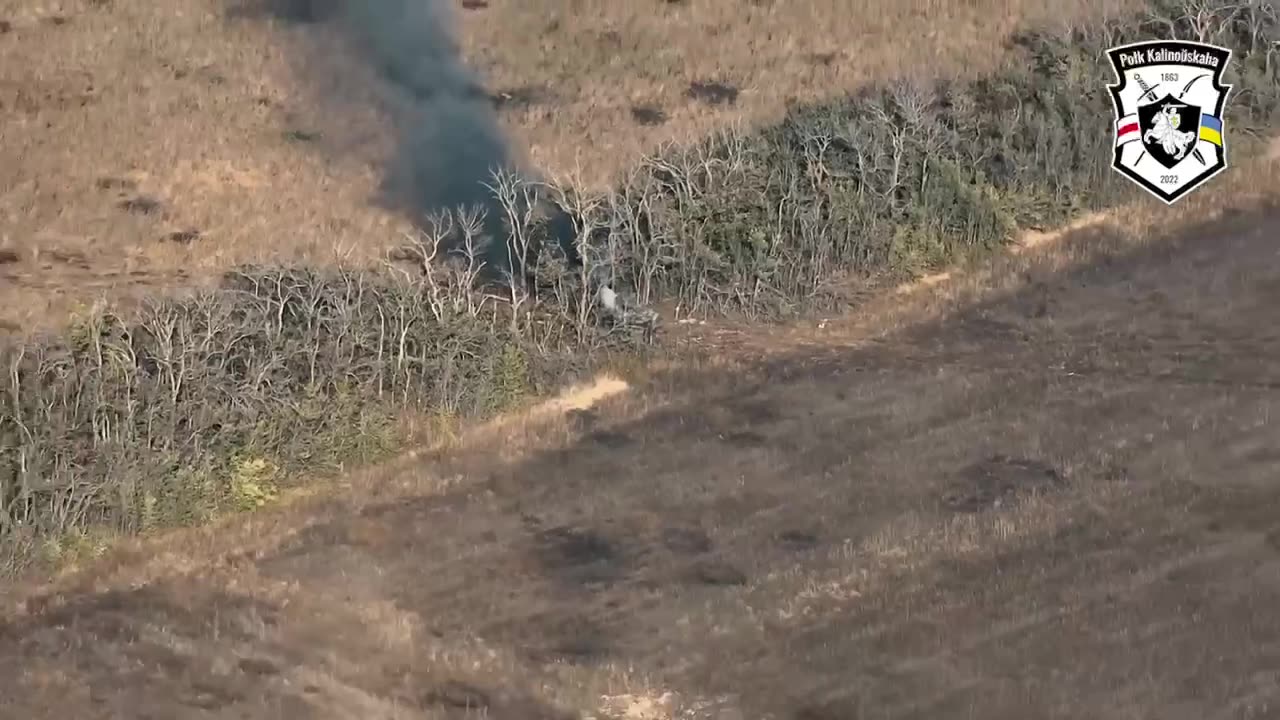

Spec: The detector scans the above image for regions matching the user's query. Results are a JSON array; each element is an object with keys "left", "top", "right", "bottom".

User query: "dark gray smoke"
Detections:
[
  {"left": 241, "top": 0, "right": 578, "bottom": 278},
  {"left": 338, "top": 0, "right": 515, "bottom": 215}
]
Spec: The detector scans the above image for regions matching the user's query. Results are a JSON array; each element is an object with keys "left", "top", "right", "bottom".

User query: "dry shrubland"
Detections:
[
  {"left": 0, "top": 0, "right": 1127, "bottom": 333},
  {"left": 2, "top": 0, "right": 1278, "bottom": 573}
]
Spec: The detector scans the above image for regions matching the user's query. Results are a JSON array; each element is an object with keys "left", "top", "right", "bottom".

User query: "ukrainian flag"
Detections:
[{"left": 1199, "top": 115, "right": 1224, "bottom": 146}]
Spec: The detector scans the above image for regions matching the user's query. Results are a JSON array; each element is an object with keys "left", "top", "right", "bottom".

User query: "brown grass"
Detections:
[
  {"left": 0, "top": 0, "right": 1136, "bottom": 334},
  {"left": 455, "top": 0, "right": 1137, "bottom": 188},
  {"left": 3, "top": 160, "right": 1277, "bottom": 717},
  {"left": 5, "top": 1, "right": 1280, "bottom": 717}
]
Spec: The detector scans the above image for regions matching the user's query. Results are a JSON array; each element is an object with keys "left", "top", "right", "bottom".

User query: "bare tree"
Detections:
[{"left": 484, "top": 168, "right": 541, "bottom": 332}]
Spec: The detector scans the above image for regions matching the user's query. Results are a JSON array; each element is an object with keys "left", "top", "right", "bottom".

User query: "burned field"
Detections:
[
  {"left": 3, "top": 0, "right": 1280, "bottom": 718},
  {"left": 4, "top": 199, "right": 1280, "bottom": 718}
]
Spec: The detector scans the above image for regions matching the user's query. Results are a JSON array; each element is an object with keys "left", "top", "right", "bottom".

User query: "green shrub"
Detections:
[
  {"left": 229, "top": 455, "right": 280, "bottom": 512},
  {"left": 487, "top": 342, "right": 532, "bottom": 413}
]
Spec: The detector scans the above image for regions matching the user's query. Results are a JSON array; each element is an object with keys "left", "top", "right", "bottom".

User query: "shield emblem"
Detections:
[
  {"left": 1137, "top": 94, "right": 1203, "bottom": 169},
  {"left": 1106, "top": 40, "right": 1232, "bottom": 205}
]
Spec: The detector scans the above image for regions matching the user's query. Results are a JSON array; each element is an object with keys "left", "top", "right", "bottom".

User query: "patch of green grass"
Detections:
[{"left": 229, "top": 455, "right": 280, "bottom": 512}]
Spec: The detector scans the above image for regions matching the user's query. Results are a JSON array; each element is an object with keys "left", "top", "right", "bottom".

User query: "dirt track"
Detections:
[{"left": 3, "top": 203, "right": 1280, "bottom": 719}]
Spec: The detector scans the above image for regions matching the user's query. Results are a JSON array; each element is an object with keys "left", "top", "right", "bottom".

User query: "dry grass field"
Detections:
[
  {"left": 2, "top": 158, "right": 1278, "bottom": 718},
  {"left": 5, "top": 0, "right": 1280, "bottom": 718},
  {"left": 0, "top": 0, "right": 1135, "bottom": 333}
]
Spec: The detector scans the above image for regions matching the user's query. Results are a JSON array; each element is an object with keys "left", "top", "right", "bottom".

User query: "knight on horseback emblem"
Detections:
[
  {"left": 1106, "top": 40, "right": 1233, "bottom": 204},
  {"left": 1144, "top": 103, "right": 1198, "bottom": 161}
]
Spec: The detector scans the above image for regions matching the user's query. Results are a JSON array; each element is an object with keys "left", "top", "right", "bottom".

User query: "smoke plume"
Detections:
[
  {"left": 338, "top": 0, "right": 516, "bottom": 215},
  {"left": 246, "top": 0, "right": 575, "bottom": 277}
]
